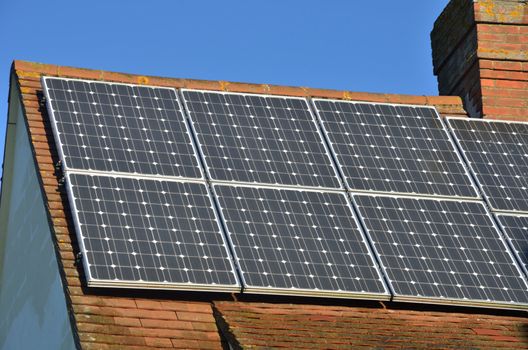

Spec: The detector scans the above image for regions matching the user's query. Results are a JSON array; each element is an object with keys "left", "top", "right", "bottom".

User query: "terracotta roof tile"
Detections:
[
  {"left": 11, "top": 59, "right": 526, "bottom": 349},
  {"left": 214, "top": 301, "right": 528, "bottom": 349}
]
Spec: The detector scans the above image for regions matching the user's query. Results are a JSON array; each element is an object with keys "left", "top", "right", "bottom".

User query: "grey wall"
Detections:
[{"left": 0, "top": 90, "right": 76, "bottom": 350}]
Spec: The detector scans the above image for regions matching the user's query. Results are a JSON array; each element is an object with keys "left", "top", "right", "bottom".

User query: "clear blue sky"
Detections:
[{"left": 0, "top": 1, "right": 449, "bottom": 176}]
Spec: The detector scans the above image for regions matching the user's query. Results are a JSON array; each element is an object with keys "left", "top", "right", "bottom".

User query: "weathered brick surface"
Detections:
[
  {"left": 215, "top": 302, "right": 528, "bottom": 349},
  {"left": 432, "top": 0, "right": 528, "bottom": 120},
  {"left": 11, "top": 59, "right": 525, "bottom": 350}
]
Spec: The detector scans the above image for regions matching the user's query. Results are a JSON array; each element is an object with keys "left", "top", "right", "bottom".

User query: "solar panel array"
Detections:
[
  {"left": 43, "top": 77, "right": 238, "bottom": 292},
  {"left": 447, "top": 118, "right": 528, "bottom": 214},
  {"left": 182, "top": 89, "right": 386, "bottom": 299},
  {"left": 43, "top": 76, "right": 528, "bottom": 310}
]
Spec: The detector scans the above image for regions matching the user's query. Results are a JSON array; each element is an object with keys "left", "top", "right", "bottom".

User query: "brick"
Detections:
[
  {"left": 384, "top": 94, "right": 428, "bottom": 105},
  {"left": 266, "top": 84, "right": 308, "bottom": 98},
  {"left": 73, "top": 305, "right": 178, "bottom": 320},
  {"left": 71, "top": 296, "right": 137, "bottom": 309},
  {"left": 16, "top": 70, "right": 43, "bottom": 79},
  {"left": 160, "top": 301, "right": 213, "bottom": 314},
  {"left": 114, "top": 317, "right": 142, "bottom": 327},
  {"left": 176, "top": 311, "right": 215, "bottom": 323},
  {"left": 191, "top": 322, "right": 218, "bottom": 332},
  {"left": 143, "top": 75, "right": 185, "bottom": 88},
  {"left": 140, "top": 318, "right": 194, "bottom": 330},
  {"left": 182, "top": 78, "right": 223, "bottom": 91},
  {"left": 482, "top": 86, "right": 528, "bottom": 99},
  {"left": 473, "top": 328, "right": 504, "bottom": 336},
  {"left": 483, "top": 96, "right": 528, "bottom": 108},
  {"left": 168, "top": 329, "right": 220, "bottom": 341},
  {"left": 227, "top": 82, "right": 271, "bottom": 95},
  {"left": 480, "top": 69, "right": 528, "bottom": 82},
  {"left": 82, "top": 344, "right": 148, "bottom": 350},
  {"left": 135, "top": 299, "right": 164, "bottom": 310},
  {"left": 492, "top": 335, "right": 522, "bottom": 342},
  {"left": 58, "top": 65, "right": 103, "bottom": 80},
  {"left": 79, "top": 332, "right": 146, "bottom": 346},
  {"left": 483, "top": 106, "right": 527, "bottom": 118},
  {"left": 171, "top": 339, "right": 221, "bottom": 349},
  {"left": 424, "top": 95, "right": 462, "bottom": 105},
  {"left": 128, "top": 326, "right": 198, "bottom": 339},
  {"left": 14, "top": 60, "right": 58, "bottom": 75},
  {"left": 76, "top": 314, "right": 115, "bottom": 325},
  {"left": 494, "top": 79, "right": 528, "bottom": 89},
  {"left": 144, "top": 337, "right": 173, "bottom": 348}
]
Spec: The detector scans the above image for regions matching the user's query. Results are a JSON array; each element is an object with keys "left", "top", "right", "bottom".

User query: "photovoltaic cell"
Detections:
[
  {"left": 313, "top": 100, "right": 478, "bottom": 198},
  {"left": 496, "top": 214, "right": 528, "bottom": 273},
  {"left": 43, "top": 77, "right": 202, "bottom": 179},
  {"left": 213, "top": 184, "right": 389, "bottom": 298},
  {"left": 353, "top": 194, "right": 528, "bottom": 308},
  {"left": 447, "top": 118, "right": 528, "bottom": 213},
  {"left": 68, "top": 173, "right": 239, "bottom": 290},
  {"left": 182, "top": 90, "right": 342, "bottom": 189}
]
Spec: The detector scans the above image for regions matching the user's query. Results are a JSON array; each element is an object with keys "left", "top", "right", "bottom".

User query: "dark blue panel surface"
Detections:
[
  {"left": 496, "top": 214, "right": 528, "bottom": 273},
  {"left": 68, "top": 173, "right": 239, "bottom": 290},
  {"left": 353, "top": 194, "right": 528, "bottom": 308},
  {"left": 214, "top": 184, "right": 388, "bottom": 298},
  {"left": 314, "top": 100, "right": 477, "bottom": 198},
  {"left": 448, "top": 118, "right": 528, "bottom": 213},
  {"left": 44, "top": 77, "right": 202, "bottom": 179},
  {"left": 182, "top": 90, "right": 341, "bottom": 189}
]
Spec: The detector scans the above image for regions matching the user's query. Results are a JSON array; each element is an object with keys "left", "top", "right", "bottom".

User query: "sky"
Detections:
[{"left": 0, "top": 0, "right": 450, "bottom": 177}]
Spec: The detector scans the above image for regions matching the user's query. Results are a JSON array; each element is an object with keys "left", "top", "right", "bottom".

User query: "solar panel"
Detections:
[
  {"left": 313, "top": 100, "right": 478, "bottom": 199},
  {"left": 495, "top": 214, "right": 528, "bottom": 274},
  {"left": 42, "top": 77, "right": 203, "bottom": 179},
  {"left": 181, "top": 90, "right": 342, "bottom": 189},
  {"left": 67, "top": 173, "right": 239, "bottom": 291},
  {"left": 352, "top": 194, "right": 528, "bottom": 309},
  {"left": 447, "top": 118, "right": 528, "bottom": 214},
  {"left": 213, "top": 184, "right": 389, "bottom": 298}
]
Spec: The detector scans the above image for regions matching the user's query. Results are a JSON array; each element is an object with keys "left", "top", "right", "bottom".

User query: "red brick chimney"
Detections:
[{"left": 431, "top": 0, "right": 528, "bottom": 120}]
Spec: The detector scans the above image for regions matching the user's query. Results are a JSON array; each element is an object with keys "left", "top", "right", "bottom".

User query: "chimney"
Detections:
[{"left": 431, "top": 0, "right": 528, "bottom": 120}]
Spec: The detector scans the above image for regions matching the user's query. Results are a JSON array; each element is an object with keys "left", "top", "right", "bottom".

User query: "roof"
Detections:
[
  {"left": 214, "top": 301, "right": 528, "bottom": 349},
  {"left": 10, "top": 60, "right": 528, "bottom": 349}
]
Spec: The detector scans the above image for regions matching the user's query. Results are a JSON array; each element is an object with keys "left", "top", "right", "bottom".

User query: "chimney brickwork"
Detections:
[{"left": 432, "top": 0, "right": 528, "bottom": 121}]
